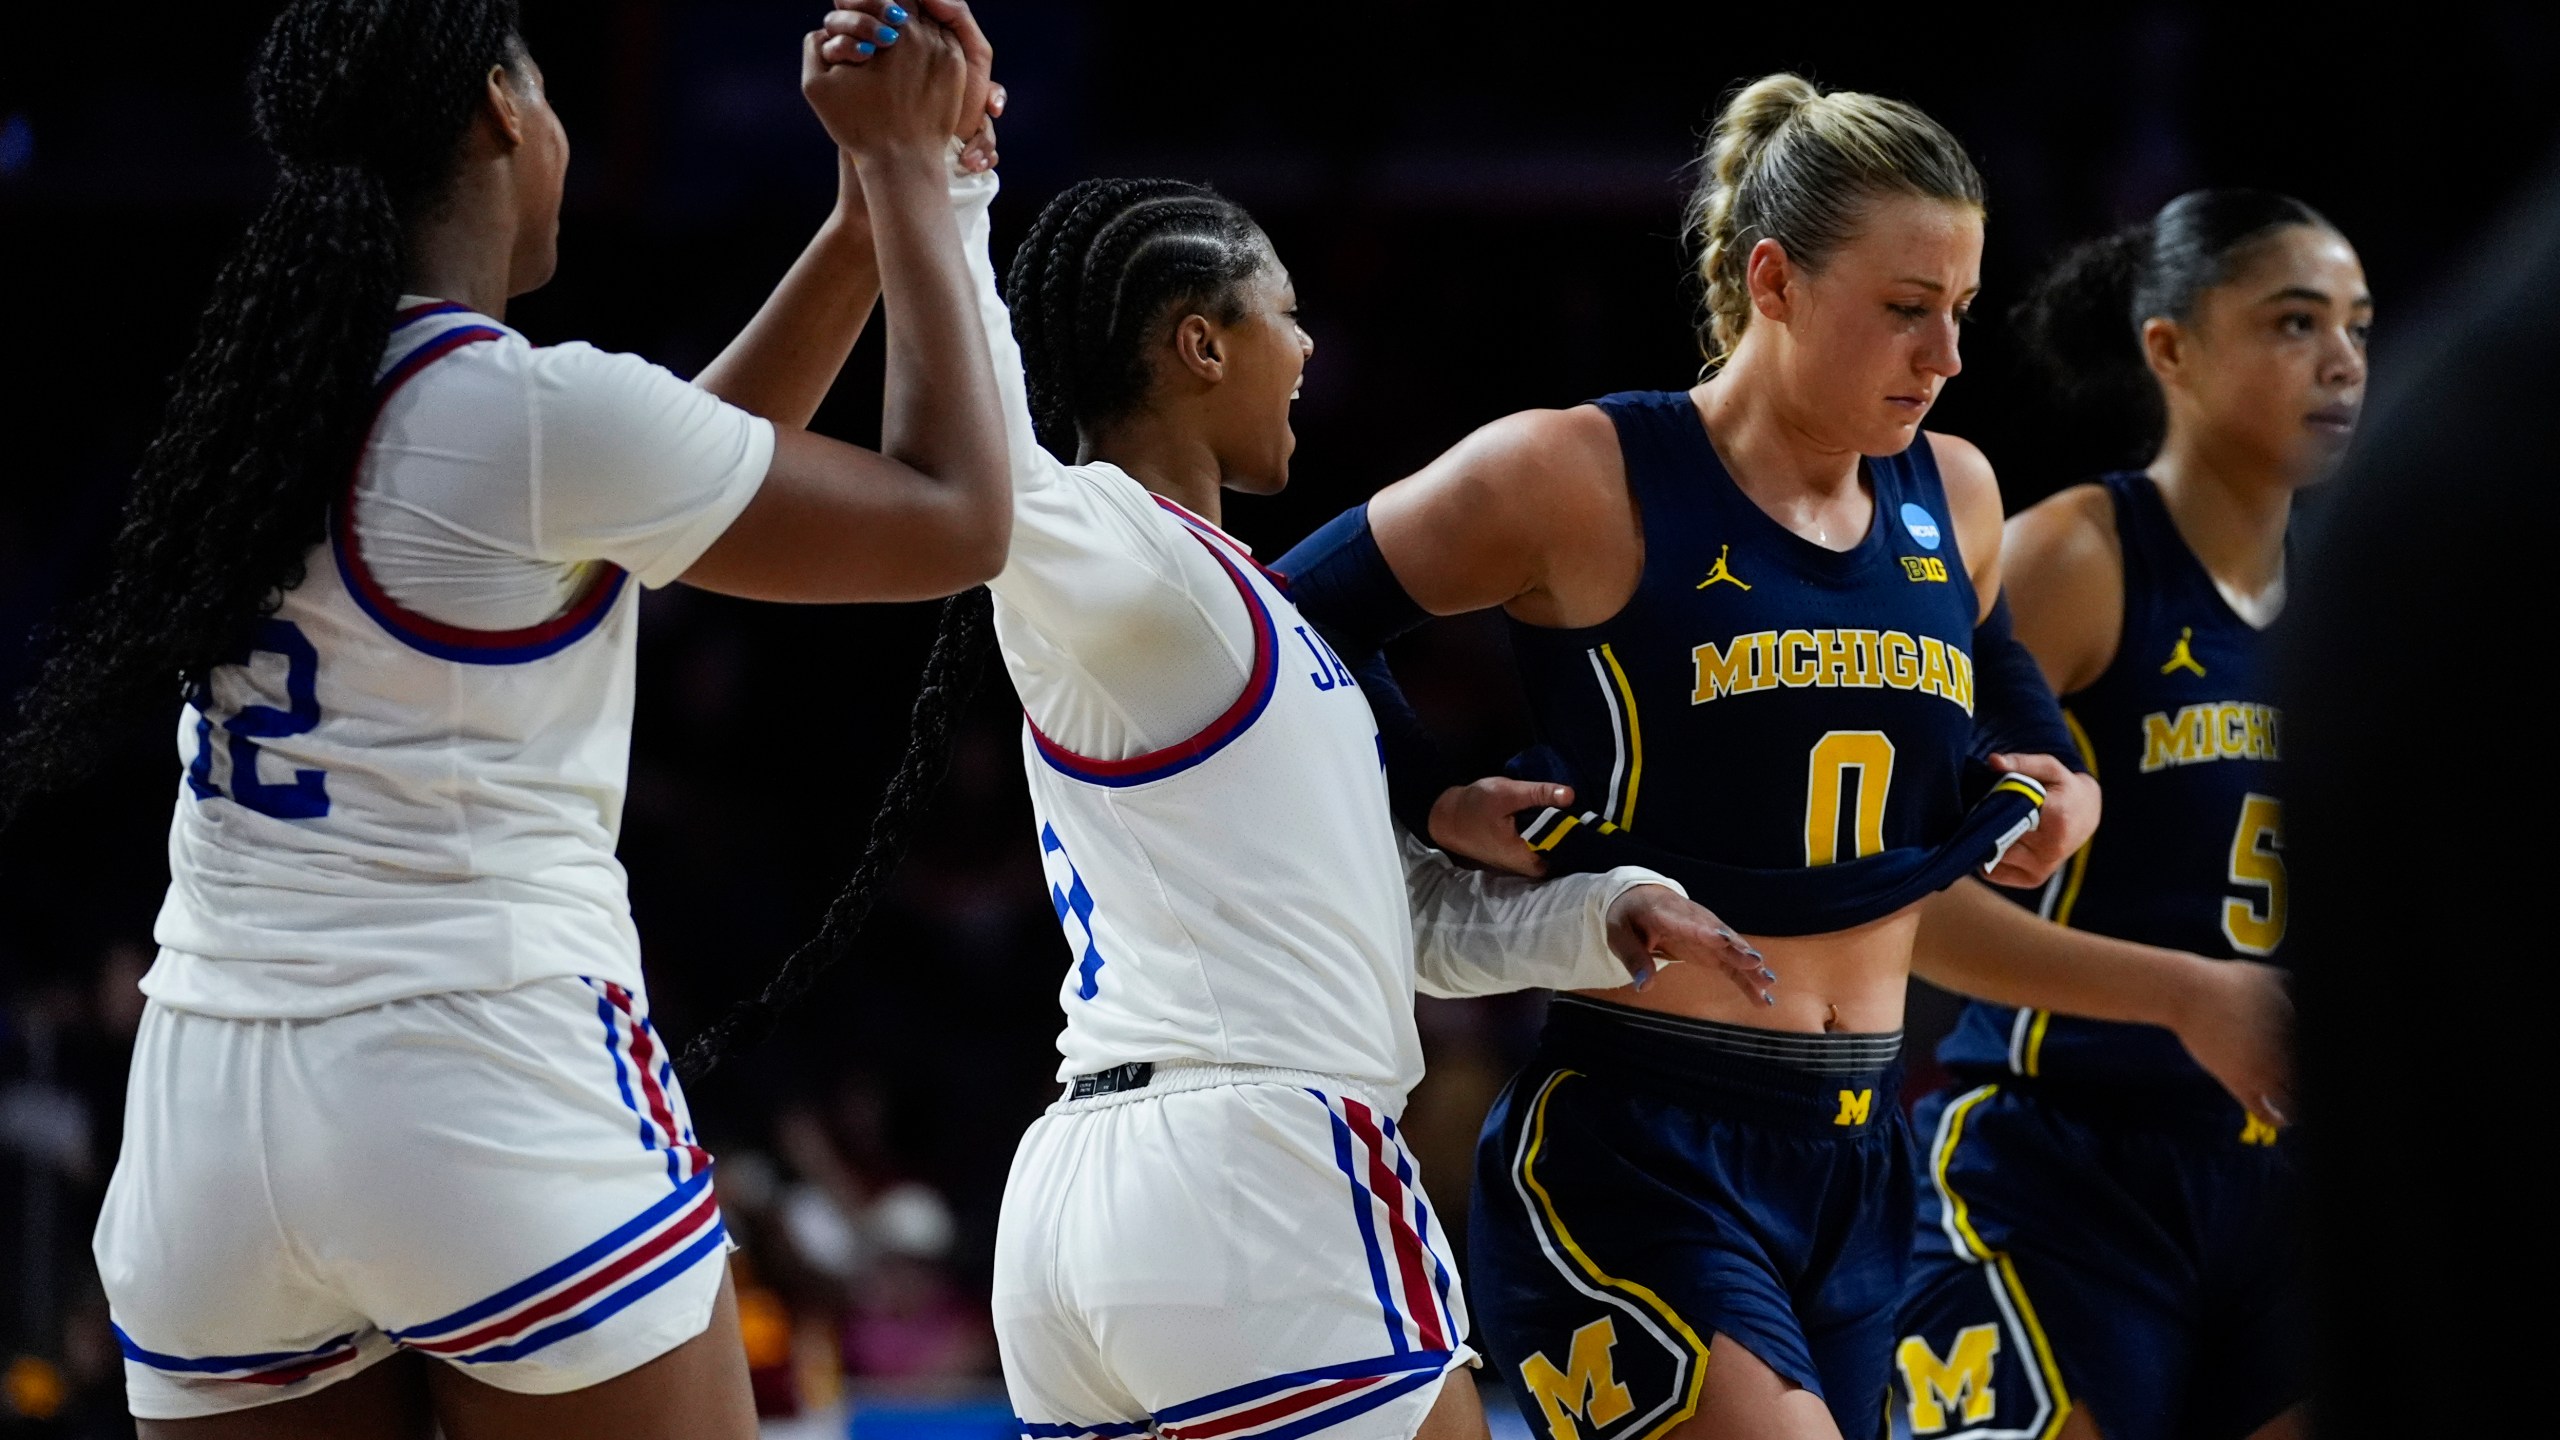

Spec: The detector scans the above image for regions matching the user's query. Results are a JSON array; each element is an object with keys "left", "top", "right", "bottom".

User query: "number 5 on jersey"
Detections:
[
  {"left": 2222, "top": 792, "right": 2283, "bottom": 954},
  {"left": 187, "top": 618, "right": 332, "bottom": 820}
]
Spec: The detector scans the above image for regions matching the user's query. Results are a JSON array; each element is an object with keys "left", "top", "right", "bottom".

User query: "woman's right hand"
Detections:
[
  {"left": 2167, "top": 958, "right": 2295, "bottom": 1131},
  {"left": 1429, "top": 778, "right": 1573, "bottom": 878},
  {"left": 800, "top": 7, "right": 967, "bottom": 163}
]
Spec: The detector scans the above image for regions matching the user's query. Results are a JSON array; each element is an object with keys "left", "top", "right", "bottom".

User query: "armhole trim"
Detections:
[
  {"left": 1026, "top": 504, "right": 1280, "bottom": 787},
  {"left": 330, "top": 321, "right": 630, "bottom": 666}
]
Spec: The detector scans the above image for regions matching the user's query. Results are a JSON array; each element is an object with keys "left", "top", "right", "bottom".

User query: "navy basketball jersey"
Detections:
[
  {"left": 1507, "top": 390, "right": 2011, "bottom": 936},
  {"left": 1939, "top": 471, "right": 2286, "bottom": 1089}
]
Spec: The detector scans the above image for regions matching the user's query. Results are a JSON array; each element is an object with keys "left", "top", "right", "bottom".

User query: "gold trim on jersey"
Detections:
[
  {"left": 2013, "top": 708, "right": 2098, "bottom": 1080},
  {"left": 1595, "top": 644, "right": 1645, "bottom": 830},
  {"left": 1925, "top": 1085, "right": 2075, "bottom": 1440},
  {"left": 1511, "top": 1070, "right": 1709, "bottom": 1439}
]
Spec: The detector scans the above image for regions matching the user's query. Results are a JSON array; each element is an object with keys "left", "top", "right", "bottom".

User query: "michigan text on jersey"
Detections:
[
  {"left": 2137, "top": 702, "right": 2281, "bottom": 773},
  {"left": 1690, "top": 628, "right": 1975, "bottom": 713}
]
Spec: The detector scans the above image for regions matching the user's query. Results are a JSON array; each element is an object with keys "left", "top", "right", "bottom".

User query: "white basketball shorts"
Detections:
[
  {"left": 94, "top": 973, "right": 728, "bottom": 1420},
  {"left": 993, "top": 1064, "right": 1473, "bottom": 1440}
]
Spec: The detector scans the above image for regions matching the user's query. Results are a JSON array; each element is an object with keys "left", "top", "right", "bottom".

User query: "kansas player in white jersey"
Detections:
[
  {"left": 889, "top": 17, "right": 1768, "bottom": 1428},
  {"left": 17, "top": 6, "right": 1009, "bottom": 1435}
]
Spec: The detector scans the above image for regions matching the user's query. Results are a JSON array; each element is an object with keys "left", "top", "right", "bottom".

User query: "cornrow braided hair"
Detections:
[
  {"left": 685, "top": 178, "right": 1269, "bottom": 1077},
  {"left": 0, "top": 0, "right": 523, "bottom": 829},
  {"left": 678, "top": 587, "right": 993, "bottom": 1082},
  {"left": 1006, "top": 177, "right": 1271, "bottom": 461}
]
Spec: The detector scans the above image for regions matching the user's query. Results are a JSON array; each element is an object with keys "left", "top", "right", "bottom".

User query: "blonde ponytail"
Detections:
[{"left": 1685, "top": 73, "right": 1984, "bottom": 369}]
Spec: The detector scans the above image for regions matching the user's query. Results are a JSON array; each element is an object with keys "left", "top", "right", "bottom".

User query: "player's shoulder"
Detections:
[
  {"left": 2006, "top": 480, "right": 2123, "bottom": 571},
  {"left": 1921, "top": 430, "right": 1996, "bottom": 506},
  {"left": 1426, "top": 405, "right": 1622, "bottom": 513}
]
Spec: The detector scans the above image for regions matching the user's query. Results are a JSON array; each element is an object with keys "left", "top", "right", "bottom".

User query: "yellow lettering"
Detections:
[
  {"left": 2218, "top": 702, "right": 2249, "bottom": 758},
  {"left": 1518, "top": 1319, "right": 1635, "bottom": 1440},
  {"left": 1817, "top": 629, "right": 1858, "bottom": 688},
  {"left": 1691, "top": 634, "right": 1758, "bottom": 704},
  {"left": 1918, "top": 636, "right": 1952, "bottom": 701},
  {"left": 2222, "top": 793, "right": 2286, "bottom": 956},
  {"left": 1946, "top": 643, "right": 1974, "bottom": 714},
  {"left": 1834, "top": 1088, "right": 1873, "bottom": 1126},
  {"left": 2239, "top": 1113, "right": 2282, "bottom": 1147},
  {"left": 1901, "top": 555, "right": 1950, "bottom": 582},
  {"left": 1780, "top": 629, "right": 1820, "bottom": 688},
  {"left": 1850, "top": 629, "right": 1882, "bottom": 687},
  {"left": 1897, "top": 1325, "right": 2002, "bottom": 1432},
  {"left": 1805, "top": 731, "right": 1895, "bottom": 865},
  {"left": 1882, "top": 631, "right": 1920, "bottom": 690}
]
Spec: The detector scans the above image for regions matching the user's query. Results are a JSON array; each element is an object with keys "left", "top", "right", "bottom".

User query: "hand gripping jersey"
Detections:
[
  {"left": 1937, "top": 471, "right": 2287, "bottom": 1090},
  {"left": 1507, "top": 391, "right": 2041, "bottom": 937},
  {"left": 148, "top": 304, "right": 772, "bottom": 1017}
]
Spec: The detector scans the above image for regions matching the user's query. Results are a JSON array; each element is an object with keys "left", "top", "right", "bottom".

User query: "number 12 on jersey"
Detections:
[{"left": 187, "top": 618, "right": 332, "bottom": 820}]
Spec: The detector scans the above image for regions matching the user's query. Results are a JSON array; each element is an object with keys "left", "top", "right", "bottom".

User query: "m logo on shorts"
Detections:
[
  {"left": 1520, "top": 1319, "right": 1634, "bottom": 1440},
  {"left": 1897, "top": 1324, "right": 2001, "bottom": 1432},
  {"left": 1834, "top": 1089, "right": 1874, "bottom": 1126}
]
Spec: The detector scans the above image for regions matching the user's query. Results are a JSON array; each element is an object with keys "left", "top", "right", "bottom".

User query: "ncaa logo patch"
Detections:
[{"left": 1900, "top": 503, "right": 1943, "bottom": 551}]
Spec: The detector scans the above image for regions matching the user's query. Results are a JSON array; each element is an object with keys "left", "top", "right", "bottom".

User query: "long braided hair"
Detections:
[
  {"left": 1005, "top": 177, "right": 1272, "bottom": 462},
  {"left": 0, "top": 0, "right": 525, "bottom": 829},
  {"left": 681, "top": 180, "right": 1271, "bottom": 1078}
]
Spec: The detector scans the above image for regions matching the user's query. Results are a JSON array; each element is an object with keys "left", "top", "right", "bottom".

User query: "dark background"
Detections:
[{"left": 4, "top": 0, "right": 2554, "bottom": 1426}]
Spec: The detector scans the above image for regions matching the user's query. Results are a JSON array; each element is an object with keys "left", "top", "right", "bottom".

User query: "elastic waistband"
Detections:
[
  {"left": 1541, "top": 996, "right": 1903, "bottom": 1135},
  {"left": 1048, "top": 1060, "right": 1399, "bottom": 1117}
]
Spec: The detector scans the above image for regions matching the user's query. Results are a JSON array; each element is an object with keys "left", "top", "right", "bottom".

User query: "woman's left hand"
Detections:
[
  {"left": 818, "top": 0, "right": 1004, "bottom": 171},
  {"left": 1605, "top": 885, "right": 1774, "bottom": 1006},
  {"left": 1980, "top": 750, "right": 2100, "bottom": 888}
]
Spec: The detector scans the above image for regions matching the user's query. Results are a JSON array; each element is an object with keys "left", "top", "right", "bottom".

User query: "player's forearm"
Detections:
[
  {"left": 1912, "top": 876, "right": 2208, "bottom": 1030},
  {"left": 696, "top": 155, "right": 881, "bottom": 428},
  {"left": 867, "top": 147, "right": 1009, "bottom": 519},
  {"left": 1405, "top": 832, "right": 1657, "bottom": 997}
]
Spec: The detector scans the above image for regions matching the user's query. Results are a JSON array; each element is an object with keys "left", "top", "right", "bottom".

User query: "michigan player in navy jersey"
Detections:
[
  {"left": 1893, "top": 192, "right": 2367, "bottom": 1440},
  {"left": 1277, "top": 80, "right": 2288, "bottom": 1440}
]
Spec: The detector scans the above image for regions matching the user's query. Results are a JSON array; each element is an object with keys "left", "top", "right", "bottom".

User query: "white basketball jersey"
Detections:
[
  {"left": 1016, "top": 497, "right": 1433, "bottom": 1098},
  {"left": 149, "top": 303, "right": 770, "bottom": 1018}
]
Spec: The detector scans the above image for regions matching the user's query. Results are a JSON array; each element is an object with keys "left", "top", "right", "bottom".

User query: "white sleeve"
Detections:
[
  {"left": 522, "top": 343, "right": 776, "bottom": 587},
  {"left": 1403, "top": 830, "right": 1683, "bottom": 998}
]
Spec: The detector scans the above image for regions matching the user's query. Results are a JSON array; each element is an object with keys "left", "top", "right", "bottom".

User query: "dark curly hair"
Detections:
[
  {"left": 1004, "top": 177, "right": 1272, "bottom": 462},
  {"left": 0, "top": 0, "right": 527, "bottom": 829},
  {"left": 2011, "top": 188, "right": 2337, "bottom": 464}
]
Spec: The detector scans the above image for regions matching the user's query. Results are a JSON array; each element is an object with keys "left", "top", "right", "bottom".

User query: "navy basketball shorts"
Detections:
[
  {"left": 1892, "top": 1080, "right": 2302, "bottom": 1440},
  {"left": 1470, "top": 996, "right": 1913, "bottom": 1440}
]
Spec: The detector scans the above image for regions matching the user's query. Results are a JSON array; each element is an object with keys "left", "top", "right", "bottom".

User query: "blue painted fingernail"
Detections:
[
  {"left": 886, "top": 3, "right": 908, "bottom": 20},
  {"left": 856, "top": 40, "right": 875, "bottom": 54},
  {"left": 1758, "top": 967, "right": 1778, "bottom": 984},
  {"left": 877, "top": 25, "right": 900, "bottom": 42}
]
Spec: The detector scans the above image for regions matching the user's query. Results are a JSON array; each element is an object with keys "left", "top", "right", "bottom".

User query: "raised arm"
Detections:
[
  {"left": 680, "top": 22, "right": 1009, "bottom": 603},
  {"left": 692, "top": 150, "right": 882, "bottom": 429}
]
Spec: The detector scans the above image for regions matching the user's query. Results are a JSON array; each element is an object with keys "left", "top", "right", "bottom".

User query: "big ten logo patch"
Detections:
[
  {"left": 1901, "top": 555, "right": 1949, "bottom": 583},
  {"left": 1521, "top": 1319, "right": 1634, "bottom": 1440},
  {"left": 1040, "top": 823, "right": 1108, "bottom": 1000},
  {"left": 1897, "top": 1324, "right": 2000, "bottom": 1433}
]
